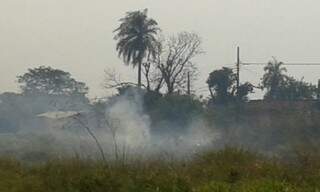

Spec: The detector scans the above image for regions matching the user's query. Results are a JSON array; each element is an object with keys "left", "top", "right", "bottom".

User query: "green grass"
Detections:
[{"left": 1, "top": 148, "right": 320, "bottom": 192}]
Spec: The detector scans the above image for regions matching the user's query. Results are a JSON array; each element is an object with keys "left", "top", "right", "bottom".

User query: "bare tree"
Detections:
[
  {"left": 103, "top": 69, "right": 146, "bottom": 91},
  {"left": 141, "top": 60, "right": 164, "bottom": 93},
  {"left": 153, "top": 32, "right": 203, "bottom": 94},
  {"left": 105, "top": 32, "right": 202, "bottom": 95}
]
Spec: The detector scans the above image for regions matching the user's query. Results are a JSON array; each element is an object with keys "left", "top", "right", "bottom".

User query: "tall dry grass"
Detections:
[{"left": 0, "top": 147, "right": 320, "bottom": 191}]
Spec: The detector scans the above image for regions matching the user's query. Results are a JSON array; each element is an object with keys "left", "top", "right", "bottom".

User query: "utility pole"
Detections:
[
  {"left": 235, "top": 47, "right": 241, "bottom": 134},
  {"left": 318, "top": 79, "right": 320, "bottom": 100},
  {"left": 236, "top": 46, "right": 240, "bottom": 95},
  {"left": 187, "top": 71, "right": 191, "bottom": 95}
]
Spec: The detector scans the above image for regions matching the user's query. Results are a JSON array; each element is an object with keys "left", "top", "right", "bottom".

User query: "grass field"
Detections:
[{"left": 1, "top": 148, "right": 320, "bottom": 192}]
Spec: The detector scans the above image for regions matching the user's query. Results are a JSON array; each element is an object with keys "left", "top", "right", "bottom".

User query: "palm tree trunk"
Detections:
[
  {"left": 209, "top": 86, "right": 214, "bottom": 99},
  {"left": 138, "top": 60, "right": 142, "bottom": 87}
]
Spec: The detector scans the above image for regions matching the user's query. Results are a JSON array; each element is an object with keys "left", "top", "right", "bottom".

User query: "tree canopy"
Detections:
[
  {"left": 261, "top": 59, "right": 317, "bottom": 100},
  {"left": 261, "top": 58, "right": 288, "bottom": 100},
  {"left": 17, "top": 66, "right": 88, "bottom": 96},
  {"left": 207, "top": 67, "right": 253, "bottom": 104}
]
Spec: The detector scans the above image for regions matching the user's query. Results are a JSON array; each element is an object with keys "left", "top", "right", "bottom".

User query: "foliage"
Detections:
[
  {"left": 206, "top": 99, "right": 320, "bottom": 153},
  {"left": 276, "top": 77, "right": 317, "bottom": 100},
  {"left": 1, "top": 148, "right": 320, "bottom": 191},
  {"left": 207, "top": 67, "right": 253, "bottom": 104},
  {"left": 114, "top": 9, "right": 160, "bottom": 87},
  {"left": 144, "top": 93, "right": 203, "bottom": 133},
  {"left": 17, "top": 66, "right": 88, "bottom": 96},
  {"left": 262, "top": 59, "right": 317, "bottom": 100},
  {"left": 207, "top": 67, "right": 236, "bottom": 104},
  {"left": 261, "top": 59, "right": 288, "bottom": 100},
  {"left": 262, "top": 58, "right": 288, "bottom": 100},
  {"left": 104, "top": 85, "right": 204, "bottom": 134},
  {"left": 1, "top": 65, "right": 90, "bottom": 132}
]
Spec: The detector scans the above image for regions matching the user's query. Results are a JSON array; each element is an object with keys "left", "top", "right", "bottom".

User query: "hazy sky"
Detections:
[{"left": 1, "top": 0, "right": 320, "bottom": 98}]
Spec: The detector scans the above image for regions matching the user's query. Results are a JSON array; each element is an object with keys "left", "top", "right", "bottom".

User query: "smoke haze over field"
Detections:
[
  {"left": 1, "top": 0, "right": 320, "bottom": 98},
  {"left": 0, "top": 84, "right": 319, "bottom": 162},
  {"left": 0, "top": 90, "right": 219, "bottom": 162}
]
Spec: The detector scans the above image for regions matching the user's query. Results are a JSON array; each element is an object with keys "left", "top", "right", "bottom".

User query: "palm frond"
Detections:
[{"left": 114, "top": 9, "right": 160, "bottom": 68}]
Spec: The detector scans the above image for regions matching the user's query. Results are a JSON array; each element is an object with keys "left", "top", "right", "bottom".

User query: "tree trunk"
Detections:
[
  {"left": 138, "top": 60, "right": 142, "bottom": 88},
  {"left": 167, "top": 84, "right": 174, "bottom": 95},
  {"left": 209, "top": 87, "right": 214, "bottom": 99}
]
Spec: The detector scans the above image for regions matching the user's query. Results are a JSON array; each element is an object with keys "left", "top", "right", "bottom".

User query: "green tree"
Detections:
[
  {"left": 262, "top": 58, "right": 317, "bottom": 100},
  {"left": 261, "top": 58, "right": 288, "bottom": 100},
  {"left": 114, "top": 9, "right": 160, "bottom": 87},
  {"left": 277, "top": 77, "right": 317, "bottom": 100},
  {"left": 17, "top": 66, "right": 88, "bottom": 96},
  {"left": 237, "top": 82, "right": 254, "bottom": 102},
  {"left": 207, "top": 67, "right": 253, "bottom": 104},
  {"left": 207, "top": 67, "right": 236, "bottom": 104}
]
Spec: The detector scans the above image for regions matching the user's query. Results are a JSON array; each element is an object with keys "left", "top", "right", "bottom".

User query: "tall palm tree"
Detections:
[
  {"left": 114, "top": 9, "right": 160, "bottom": 87},
  {"left": 262, "top": 58, "right": 288, "bottom": 99}
]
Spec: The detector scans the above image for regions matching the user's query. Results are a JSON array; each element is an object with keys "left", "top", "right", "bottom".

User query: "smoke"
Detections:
[
  {"left": 1, "top": 89, "right": 317, "bottom": 162},
  {"left": 0, "top": 90, "right": 220, "bottom": 163},
  {"left": 101, "top": 89, "right": 220, "bottom": 160},
  {"left": 106, "top": 90, "right": 152, "bottom": 149}
]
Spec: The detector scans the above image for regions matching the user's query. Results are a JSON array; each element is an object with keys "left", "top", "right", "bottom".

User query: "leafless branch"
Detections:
[
  {"left": 155, "top": 32, "right": 203, "bottom": 94},
  {"left": 103, "top": 69, "right": 146, "bottom": 90}
]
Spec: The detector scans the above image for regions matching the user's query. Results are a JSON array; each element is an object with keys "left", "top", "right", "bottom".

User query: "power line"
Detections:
[
  {"left": 241, "top": 67, "right": 261, "bottom": 77},
  {"left": 242, "top": 62, "right": 320, "bottom": 66},
  {"left": 234, "top": 47, "right": 320, "bottom": 95}
]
